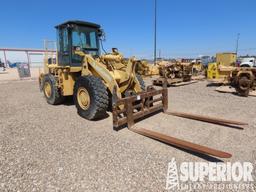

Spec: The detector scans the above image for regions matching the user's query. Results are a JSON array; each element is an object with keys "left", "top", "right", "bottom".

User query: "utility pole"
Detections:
[
  {"left": 154, "top": 0, "right": 157, "bottom": 65},
  {"left": 236, "top": 33, "right": 240, "bottom": 55}
]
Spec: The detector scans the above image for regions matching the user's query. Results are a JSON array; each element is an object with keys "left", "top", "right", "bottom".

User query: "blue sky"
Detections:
[{"left": 0, "top": 0, "right": 256, "bottom": 59}]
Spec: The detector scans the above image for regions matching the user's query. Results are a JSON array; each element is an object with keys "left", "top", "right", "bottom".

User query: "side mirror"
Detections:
[{"left": 112, "top": 48, "right": 118, "bottom": 53}]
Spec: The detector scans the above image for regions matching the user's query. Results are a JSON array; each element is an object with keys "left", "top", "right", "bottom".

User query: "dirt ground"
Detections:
[{"left": 0, "top": 78, "right": 256, "bottom": 191}]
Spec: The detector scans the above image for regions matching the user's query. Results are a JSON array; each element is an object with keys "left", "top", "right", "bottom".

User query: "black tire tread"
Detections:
[
  {"left": 74, "top": 76, "right": 109, "bottom": 120},
  {"left": 42, "top": 74, "right": 64, "bottom": 105}
]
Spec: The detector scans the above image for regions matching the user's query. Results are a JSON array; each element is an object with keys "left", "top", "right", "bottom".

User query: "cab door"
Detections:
[{"left": 57, "top": 27, "right": 71, "bottom": 66}]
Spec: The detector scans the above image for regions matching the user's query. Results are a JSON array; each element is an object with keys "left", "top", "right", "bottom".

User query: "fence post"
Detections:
[
  {"left": 126, "top": 99, "right": 134, "bottom": 129},
  {"left": 163, "top": 85, "right": 168, "bottom": 112},
  {"left": 26, "top": 51, "right": 31, "bottom": 77},
  {"left": 3, "top": 51, "right": 7, "bottom": 68}
]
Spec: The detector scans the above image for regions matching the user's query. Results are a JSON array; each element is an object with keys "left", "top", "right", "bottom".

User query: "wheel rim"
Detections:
[
  {"left": 77, "top": 87, "right": 90, "bottom": 110},
  {"left": 44, "top": 82, "right": 52, "bottom": 98}
]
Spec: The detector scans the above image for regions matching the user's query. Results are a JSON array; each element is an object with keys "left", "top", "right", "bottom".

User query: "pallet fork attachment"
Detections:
[
  {"left": 112, "top": 84, "right": 247, "bottom": 159},
  {"left": 131, "top": 128, "right": 232, "bottom": 158},
  {"left": 165, "top": 111, "right": 248, "bottom": 127}
]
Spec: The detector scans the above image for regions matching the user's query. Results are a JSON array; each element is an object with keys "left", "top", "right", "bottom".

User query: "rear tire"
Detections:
[
  {"left": 73, "top": 76, "right": 109, "bottom": 120},
  {"left": 42, "top": 74, "right": 64, "bottom": 105}
]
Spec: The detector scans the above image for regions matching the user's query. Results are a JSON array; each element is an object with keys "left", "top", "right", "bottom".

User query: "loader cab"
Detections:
[{"left": 55, "top": 20, "right": 102, "bottom": 67}]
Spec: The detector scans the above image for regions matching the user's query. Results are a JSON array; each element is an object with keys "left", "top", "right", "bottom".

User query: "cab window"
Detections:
[{"left": 71, "top": 27, "right": 99, "bottom": 64}]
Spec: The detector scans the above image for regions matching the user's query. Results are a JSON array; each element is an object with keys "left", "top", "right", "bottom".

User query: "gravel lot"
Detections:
[{"left": 0, "top": 79, "right": 256, "bottom": 191}]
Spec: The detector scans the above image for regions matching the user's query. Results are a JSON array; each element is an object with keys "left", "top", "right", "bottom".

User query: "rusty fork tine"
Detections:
[
  {"left": 165, "top": 111, "right": 248, "bottom": 126},
  {"left": 130, "top": 127, "right": 232, "bottom": 158}
]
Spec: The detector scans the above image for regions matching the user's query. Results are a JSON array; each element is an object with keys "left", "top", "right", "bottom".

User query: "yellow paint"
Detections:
[
  {"left": 60, "top": 72, "right": 76, "bottom": 96},
  {"left": 44, "top": 82, "right": 52, "bottom": 98},
  {"left": 216, "top": 53, "right": 237, "bottom": 66},
  {"left": 207, "top": 62, "right": 235, "bottom": 81},
  {"left": 41, "top": 46, "right": 144, "bottom": 100},
  {"left": 207, "top": 53, "right": 237, "bottom": 81},
  {"left": 77, "top": 87, "right": 90, "bottom": 110}
]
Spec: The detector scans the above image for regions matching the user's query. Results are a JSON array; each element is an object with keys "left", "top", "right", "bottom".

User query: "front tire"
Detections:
[{"left": 73, "top": 76, "right": 109, "bottom": 120}]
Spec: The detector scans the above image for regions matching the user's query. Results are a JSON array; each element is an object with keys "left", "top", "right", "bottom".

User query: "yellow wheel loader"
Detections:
[
  {"left": 40, "top": 20, "right": 248, "bottom": 159},
  {"left": 40, "top": 21, "right": 145, "bottom": 120}
]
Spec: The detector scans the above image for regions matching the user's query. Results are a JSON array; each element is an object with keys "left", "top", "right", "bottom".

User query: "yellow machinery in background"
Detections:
[
  {"left": 216, "top": 53, "right": 237, "bottom": 66},
  {"left": 207, "top": 52, "right": 237, "bottom": 82},
  {"left": 135, "top": 60, "right": 159, "bottom": 76},
  {"left": 153, "top": 60, "right": 195, "bottom": 86},
  {"left": 191, "top": 59, "right": 205, "bottom": 76},
  {"left": 136, "top": 58, "right": 205, "bottom": 78}
]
